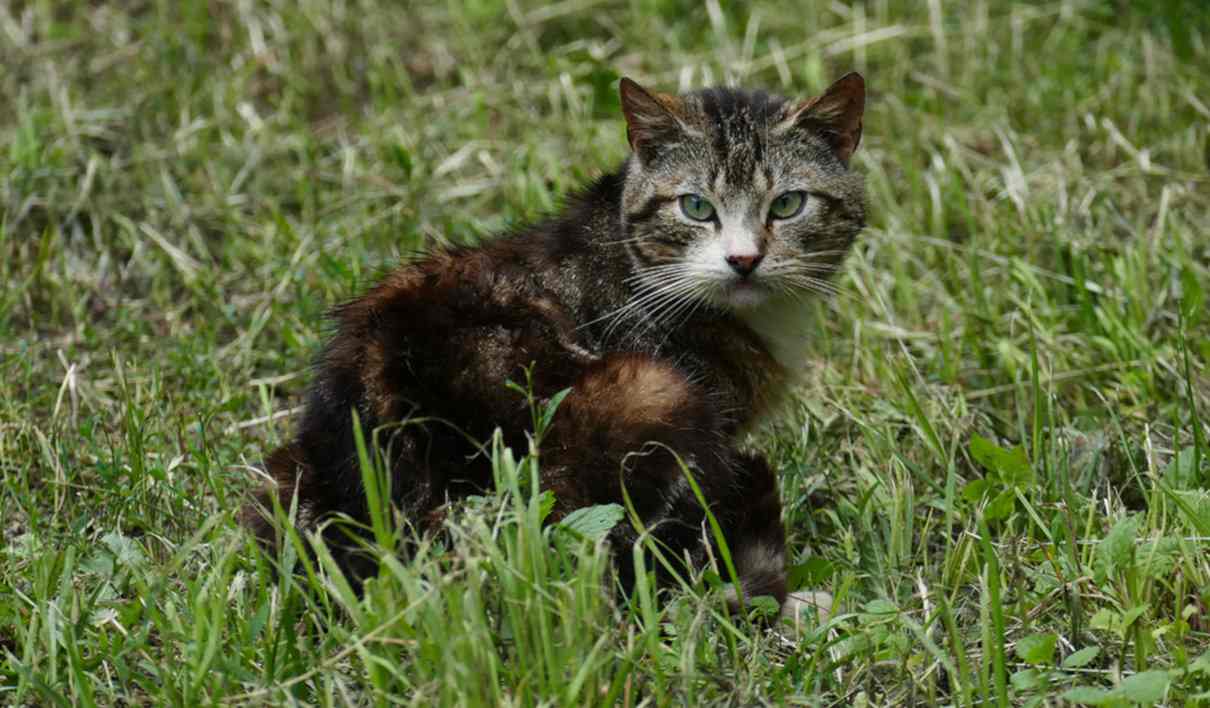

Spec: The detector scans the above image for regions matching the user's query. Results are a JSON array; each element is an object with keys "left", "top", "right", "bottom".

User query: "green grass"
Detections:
[{"left": 3, "top": 0, "right": 1209, "bottom": 704}]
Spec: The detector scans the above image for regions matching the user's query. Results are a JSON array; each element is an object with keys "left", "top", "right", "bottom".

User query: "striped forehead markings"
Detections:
[{"left": 694, "top": 87, "right": 783, "bottom": 191}]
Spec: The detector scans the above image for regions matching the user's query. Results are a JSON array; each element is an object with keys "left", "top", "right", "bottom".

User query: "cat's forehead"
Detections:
[
  {"left": 682, "top": 88, "right": 781, "bottom": 170},
  {"left": 662, "top": 87, "right": 834, "bottom": 190},
  {"left": 684, "top": 87, "right": 788, "bottom": 138}
]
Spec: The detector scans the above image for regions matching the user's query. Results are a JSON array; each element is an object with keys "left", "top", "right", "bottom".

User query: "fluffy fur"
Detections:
[{"left": 243, "top": 74, "right": 868, "bottom": 611}]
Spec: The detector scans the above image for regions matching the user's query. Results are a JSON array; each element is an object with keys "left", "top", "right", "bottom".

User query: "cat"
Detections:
[{"left": 243, "top": 73, "right": 866, "bottom": 617}]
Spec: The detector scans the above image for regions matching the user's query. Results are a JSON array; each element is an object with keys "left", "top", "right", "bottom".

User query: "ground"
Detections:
[{"left": 2, "top": 1, "right": 1209, "bottom": 705}]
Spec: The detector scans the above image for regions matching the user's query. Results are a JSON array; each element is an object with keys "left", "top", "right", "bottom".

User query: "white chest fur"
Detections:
[{"left": 736, "top": 295, "right": 815, "bottom": 380}]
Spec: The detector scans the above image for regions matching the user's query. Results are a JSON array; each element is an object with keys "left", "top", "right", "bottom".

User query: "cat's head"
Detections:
[{"left": 618, "top": 74, "right": 866, "bottom": 314}]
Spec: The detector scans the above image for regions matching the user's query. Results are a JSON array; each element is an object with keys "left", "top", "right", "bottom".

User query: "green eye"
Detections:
[
  {"left": 769, "top": 191, "right": 807, "bottom": 220},
  {"left": 679, "top": 194, "right": 716, "bottom": 222}
]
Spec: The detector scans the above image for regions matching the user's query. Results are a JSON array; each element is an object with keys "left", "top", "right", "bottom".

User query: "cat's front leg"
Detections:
[
  {"left": 719, "top": 453, "right": 833, "bottom": 625},
  {"left": 712, "top": 452, "right": 789, "bottom": 612}
]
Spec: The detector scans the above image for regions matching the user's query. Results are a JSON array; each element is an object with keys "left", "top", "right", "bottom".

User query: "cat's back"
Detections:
[
  {"left": 304, "top": 173, "right": 635, "bottom": 440},
  {"left": 245, "top": 211, "right": 614, "bottom": 544}
]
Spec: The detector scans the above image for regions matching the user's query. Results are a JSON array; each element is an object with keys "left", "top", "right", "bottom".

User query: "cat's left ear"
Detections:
[
  {"left": 619, "top": 77, "right": 688, "bottom": 163},
  {"left": 779, "top": 72, "right": 865, "bottom": 165}
]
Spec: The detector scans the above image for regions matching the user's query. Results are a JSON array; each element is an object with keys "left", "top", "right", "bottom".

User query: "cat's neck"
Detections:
[
  {"left": 675, "top": 297, "right": 816, "bottom": 433},
  {"left": 735, "top": 295, "right": 815, "bottom": 379}
]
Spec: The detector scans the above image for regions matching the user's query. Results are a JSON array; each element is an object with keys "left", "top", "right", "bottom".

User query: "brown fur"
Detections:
[{"left": 244, "top": 75, "right": 868, "bottom": 612}]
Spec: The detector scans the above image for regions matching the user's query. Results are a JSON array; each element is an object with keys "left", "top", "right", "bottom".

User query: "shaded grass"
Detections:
[{"left": 2, "top": 0, "right": 1209, "bottom": 704}]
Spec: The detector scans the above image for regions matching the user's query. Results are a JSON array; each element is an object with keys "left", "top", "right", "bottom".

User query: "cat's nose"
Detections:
[{"left": 725, "top": 253, "right": 763, "bottom": 277}]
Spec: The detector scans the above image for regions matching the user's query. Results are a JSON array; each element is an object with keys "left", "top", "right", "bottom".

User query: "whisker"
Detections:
[
  {"left": 620, "top": 278, "right": 709, "bottom": 342},
  {"left": 622, "top": 264, "right": 699, "bottom": 285},
  {"left": 598, "top": 236, "right": 650, "bottom": 246},
  {"left": 627, "top": 279, "right": 702, "bottom": 322},
  {"left": 777, "top": 274, "right": 852, "bottom": 301},
  {"left": 576, "top": 274, "right": 695, "bottom": 331},
  {"left": 597, "top": 277, "right": 703, "bottom": 341},
  {"left": 663, "top": 285, "right": 713, "bottom": 335},
  {"left": 779, "top": 260, "right": 843, "bottom": 272},
  {"left": 650, "top": 288, "right": 700, "bottom": 329}
]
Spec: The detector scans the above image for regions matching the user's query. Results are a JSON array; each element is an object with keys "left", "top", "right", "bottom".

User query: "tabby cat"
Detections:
[{"left": 244, "top": 73, "right": 866, "bottom": 616}]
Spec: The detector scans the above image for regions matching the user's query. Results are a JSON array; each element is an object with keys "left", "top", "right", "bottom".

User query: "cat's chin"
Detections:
[{"left": 723, "top": 282, "right": 771, "bottom": 309}]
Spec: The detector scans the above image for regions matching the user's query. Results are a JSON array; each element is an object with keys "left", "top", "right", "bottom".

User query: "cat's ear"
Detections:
[
  {"left": 780, "top": 72, "right": 865, "bottom": 164},
  {"left": 619, "top": 78, "right": 687, "bottom": 162}
]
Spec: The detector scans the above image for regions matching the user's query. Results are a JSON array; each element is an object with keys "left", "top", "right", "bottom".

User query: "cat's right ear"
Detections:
[
  {"left": 619, "top": 78, "right": 686, "bottom": 162},
  {"left": 778, "top": 72, "right": 866, "bottom": 165}
]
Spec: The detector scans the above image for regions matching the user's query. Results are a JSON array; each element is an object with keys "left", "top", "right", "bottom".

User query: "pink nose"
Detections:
[{"left": 726, "top": 253, "right": 763, "bottom": 277}]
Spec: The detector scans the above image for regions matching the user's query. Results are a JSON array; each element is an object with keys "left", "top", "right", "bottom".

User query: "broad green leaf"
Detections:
[
  {"left": 1063, "top": 646, "right": 1100, "bottom": 669},
  {"left": 1061, "top": 686, "right": 1115, "bottom": 705},
  {"left": 81, "top": 553, "right": 115, "bottom": 578},
  {"left": 557, "top": 503, "right": 625, "bottom": 540},
  {"left": 1089, "top": 608, "right": 1120, "bottom": 634},
  {"left": 1098, "top": 515, "right": 1138, "bottom": 575},
  {"left": 1015, "top": 632, "right": 1057, "bottom": 666},
  {"left": 787, "top": 558, "right": 834, "bottom": 590},
  {"left": 1163, "top": 446, "right": 1202, "bottom": 489},
  {"left": 1010, "top": 668, "right": 1043, "bottom": 691},
  {"left": 1167, "top": 489, "right": 1210, "bottom": 535},
  {"left": 1116, "top": 670, "right": 1170, "bottom": 703},
  {"left": 747, "top": 595, "right": 780, "bottom": 618},
  {"left": 1138, "top": 537, "right": 1181, "bottom": 578},
  {"left": 102, "top": 531, "right": 145, "bottom": 569},
  {"left": 859, "top": 598, "right": 898, "bottom": 624},
  {"left": 1190, "top": 650, "right": 1210, "bottom": 675},
  {"left": 970, "top": 434, "right": 1033, "bottom": 485},
  {"left": 963, "top": 479, "right": 989, "bottom": 502},
  {"left": 864, "top": 599, "right": 898, "bottom": 615},
  {"left": 1120, "top": 604, "right": 1148, "bottom": 630},
  {"left": 986, "top": 489, "right": 1016, "bottom": 520},
  {"left": 537, "top": 490, "right": 557, "bottom": 522}
]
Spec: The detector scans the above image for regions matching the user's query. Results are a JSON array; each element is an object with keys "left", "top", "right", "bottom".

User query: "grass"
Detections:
[{"left": 2, "top": 0, "right": 1209, "bottom": 704}]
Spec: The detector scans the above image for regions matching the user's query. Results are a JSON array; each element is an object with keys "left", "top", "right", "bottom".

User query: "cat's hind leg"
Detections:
[
  {"left": 539, "top": 353, "right": 796, "bottom": 616},
  {"left": 540, "top": 352, "right": 718, "bottom": 516}
]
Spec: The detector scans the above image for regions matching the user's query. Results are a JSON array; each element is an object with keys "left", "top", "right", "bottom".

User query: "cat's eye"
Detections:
[
  {"left": 679, "top": 194, "right": 716, "bottom": 222},
  {"left": 768, "top": 191, "right": 807, "bottom": 220}
]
